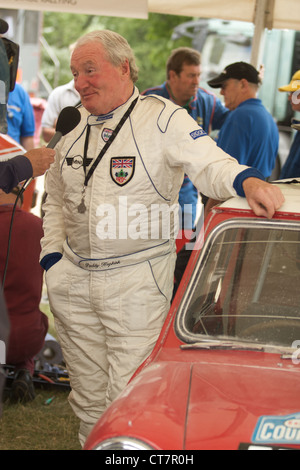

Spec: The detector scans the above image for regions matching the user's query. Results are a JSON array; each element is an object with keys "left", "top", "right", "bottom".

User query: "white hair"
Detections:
[{"left": 74, "top": 30, "right": 139, "bottom": 83}]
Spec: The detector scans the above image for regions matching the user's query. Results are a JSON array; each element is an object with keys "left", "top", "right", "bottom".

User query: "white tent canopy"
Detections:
[
  {"left": 148, "top": 0, "right": 300, "bottom": 31},
  {"left": 0, "top": 0, "right": 299, "bottom": 66},
  {"left": 0, "top": 0, "right": 149, "bottom": 18},
  {"left": 149, "top": 0, "right": 300, "bottom": 66},
  {"left": 0, "top": 0, "right": 299, "bottom": 30}
]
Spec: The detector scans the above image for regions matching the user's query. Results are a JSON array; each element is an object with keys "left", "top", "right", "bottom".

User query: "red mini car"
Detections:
[{"left": 85, "top": 180, "right": 300, "bottom": 451}]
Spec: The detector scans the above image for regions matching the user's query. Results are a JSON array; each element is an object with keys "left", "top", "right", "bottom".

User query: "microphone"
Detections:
[
  {"left": 47, "top": 105, "right": 81, "bottom": 149},
  {"left": 22, "top": 106, "right": 81, "bottom": 191}
]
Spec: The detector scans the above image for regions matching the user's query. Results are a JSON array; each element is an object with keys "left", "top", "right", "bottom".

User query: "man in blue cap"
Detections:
[{"left": 207, "top": 61, "right": 279, "bottom": 179}]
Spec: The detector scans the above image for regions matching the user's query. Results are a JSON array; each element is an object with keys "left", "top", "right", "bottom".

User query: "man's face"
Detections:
[
  {"left": 220, "top": 78, "right": 243, "bottom": 110},
  {"left": 71, "top": 42, "right": 131, "bottom": 115},
  {"left": 169, "top": 63, "right": 201, "bottom": 104}
]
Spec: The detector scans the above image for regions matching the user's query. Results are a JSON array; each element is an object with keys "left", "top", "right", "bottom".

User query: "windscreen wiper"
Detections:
[
  {"left": 180, "top": 340, "right": 297, "bottom": 355},
  {"left": 181, "top": 340, "right": 264, "bottom": 352}
]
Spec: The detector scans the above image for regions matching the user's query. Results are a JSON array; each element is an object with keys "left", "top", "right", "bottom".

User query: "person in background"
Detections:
[
  {"left": 6, "top": 82, "right": 37, "bottom": 211},
  {"left": 40, "top": 30, "right": 284, "bottom": 446},
  {"left": 7, "top": 82, "right": 35, "bottom": 151},
  {"left": 142, "top": 47, "right": 229, "bottom": 230},
  {"left": 0, "top": 187, "right": 48, "bottom": 402},
  {"left": 0, "top": 14, "right": 54, "bottom": 414},
  {"left": 278, "top": 70, "right": 300, "bottom": 179},
  {"left": 204, "top": 61, "right": 279, "bottom": 215},
  {"left": 207, "top": 61, "right": 278, "bottom": 179},
  {"left": 41, "top": 79, "right": 80, "bottom": 144}
]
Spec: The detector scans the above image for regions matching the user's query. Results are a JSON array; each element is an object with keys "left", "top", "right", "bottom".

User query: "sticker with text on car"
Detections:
[{"left": 252, "top": 413, "right": 300, "bottom": 445}]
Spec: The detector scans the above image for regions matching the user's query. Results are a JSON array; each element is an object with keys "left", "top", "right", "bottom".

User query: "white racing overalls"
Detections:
[{"left": 41, "top": 87, "right": 249, "bottom": 444}]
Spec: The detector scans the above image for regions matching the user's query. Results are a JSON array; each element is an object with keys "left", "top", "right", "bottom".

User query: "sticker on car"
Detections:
[
  {"left": 239, "top": 443, "right": 295, "bottom": 450},
  {"left": 252, "top": 413, "right": 300, "bottom": 445}
]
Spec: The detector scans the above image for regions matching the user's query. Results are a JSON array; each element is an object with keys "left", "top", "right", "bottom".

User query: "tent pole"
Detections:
[{"left": 251, "top": 0, "right": 275, "bottom": 68}]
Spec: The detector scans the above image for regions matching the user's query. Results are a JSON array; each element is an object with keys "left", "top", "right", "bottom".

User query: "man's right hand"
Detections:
[{"left": 24, "top": 147, "right": 55, "bottom": 177}]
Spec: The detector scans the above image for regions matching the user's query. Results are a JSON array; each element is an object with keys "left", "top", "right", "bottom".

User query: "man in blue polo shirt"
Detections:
[
  {"left": 7, "top": 83, "right": 35, "bottom": 151},
  {"left": 142, "top": 47, "right": 229, "bottom": 230},
  {"left": 207, "top": 61, "right": 278, "bottom": 178}
]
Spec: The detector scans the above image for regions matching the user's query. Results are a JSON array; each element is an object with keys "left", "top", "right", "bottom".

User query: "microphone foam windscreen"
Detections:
[{"left": 56, "top": 106, "right": 81, "bottom": 136}]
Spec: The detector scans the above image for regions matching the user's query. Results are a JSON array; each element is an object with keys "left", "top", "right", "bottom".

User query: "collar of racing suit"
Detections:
[{"left": 86, "top": 86, "right": 139, "bottom": 127}]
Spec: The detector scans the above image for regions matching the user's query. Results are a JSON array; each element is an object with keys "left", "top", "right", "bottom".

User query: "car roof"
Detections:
[{"left": 220, "top": 178, "right": 300, "bottom": 215}]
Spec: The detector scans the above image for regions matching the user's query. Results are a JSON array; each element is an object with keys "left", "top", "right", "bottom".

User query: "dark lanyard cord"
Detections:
[{"left": 83, "top": 97, "right": 138, "bottom": 188}]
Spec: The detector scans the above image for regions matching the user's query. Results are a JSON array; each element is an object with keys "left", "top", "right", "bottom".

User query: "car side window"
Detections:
[{"left": 181, "top": 222, "right": 300, "bottom": 347}]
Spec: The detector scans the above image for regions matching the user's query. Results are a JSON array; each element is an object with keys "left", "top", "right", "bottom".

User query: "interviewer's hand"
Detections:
[
  {"left": 24, "top": 147, "right": 55, "bottom": 177},
  {"left": 243, "top": 178, "right": 285, "bottom": 219}
]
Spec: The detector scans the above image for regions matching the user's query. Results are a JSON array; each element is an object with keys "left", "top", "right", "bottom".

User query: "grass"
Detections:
[
  {"left": 0, "top": 290, "right": 81, "bottom": 450},
  {"left": 0, "top": 390, "right": 81, "bottom": 450}
]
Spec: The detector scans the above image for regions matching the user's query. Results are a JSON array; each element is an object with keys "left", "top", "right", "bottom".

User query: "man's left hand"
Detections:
[{"left": 243, "top": 178, "right": 285, "bottom": 219}]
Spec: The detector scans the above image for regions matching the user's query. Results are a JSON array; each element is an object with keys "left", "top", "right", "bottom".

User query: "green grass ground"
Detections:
[
  {"left": 0, "top": 291, "right": 81, "bottom": 450},
  {"left": 0, "top": 389, "right": 81, "bottom": 450}
]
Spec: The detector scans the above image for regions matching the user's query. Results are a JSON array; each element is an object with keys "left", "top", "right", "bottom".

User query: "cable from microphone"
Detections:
[
  {"left": 1, "top": 190, "right": 20, "bottom": 291},
  {"left": 21, "top": 106, "right": 81, "bottom": 192}
]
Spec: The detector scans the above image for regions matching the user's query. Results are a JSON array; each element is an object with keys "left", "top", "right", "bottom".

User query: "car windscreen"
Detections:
[{"left": 177, "top": 220, "right": 300, "bottom": 348}]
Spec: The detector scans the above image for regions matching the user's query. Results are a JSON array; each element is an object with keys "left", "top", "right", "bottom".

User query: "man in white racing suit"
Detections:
[{"left": 40, "top": 30, "right": 285, "bottom": 445}]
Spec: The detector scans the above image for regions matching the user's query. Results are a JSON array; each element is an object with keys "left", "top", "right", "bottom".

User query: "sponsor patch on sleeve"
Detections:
[{"left": 190, "top": 129, "right": 207, "bottom": 140}]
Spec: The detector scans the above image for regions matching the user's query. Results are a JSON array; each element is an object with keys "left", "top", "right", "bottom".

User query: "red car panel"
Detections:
[{"left": 85, "top": 181, "right": 300, "bottom": 451}]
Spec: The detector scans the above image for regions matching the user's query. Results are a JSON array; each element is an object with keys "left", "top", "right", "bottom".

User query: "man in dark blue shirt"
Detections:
[
  {"left": 208, "top": 62, "right": 279, "bottom": 179},
  {"left": 203, "top": 62, "right": 279, "bottom": 217}
]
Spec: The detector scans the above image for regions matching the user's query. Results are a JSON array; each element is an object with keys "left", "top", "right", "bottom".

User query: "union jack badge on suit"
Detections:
[{"left": 110, "top": 157, "right": 136, "bottom": 186}]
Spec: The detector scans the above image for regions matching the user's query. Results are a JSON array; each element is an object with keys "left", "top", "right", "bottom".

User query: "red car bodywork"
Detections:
[{"left": 85, "top": 182, "right": 300, "bottom": 451}]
